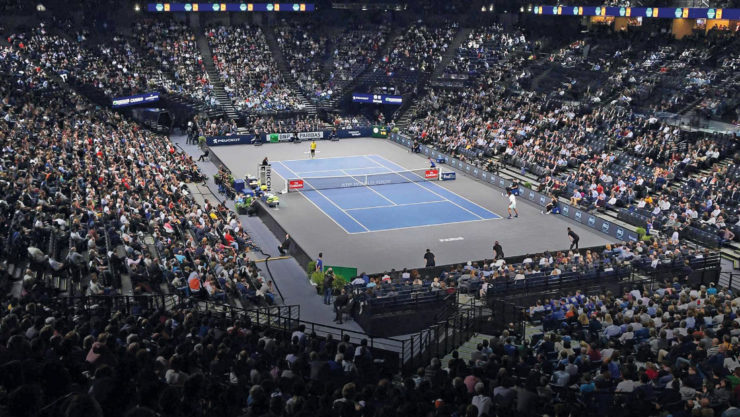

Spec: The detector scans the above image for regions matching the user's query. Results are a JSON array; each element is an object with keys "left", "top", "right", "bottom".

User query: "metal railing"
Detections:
[
  {"left": 488, "top": 298, "right": 527, "bottom": 337},
  {"left": 167, "top": 295, "right": 481, "bottom": 374},
  {"left": 719, "top": 272, "right": 740, "bottom": 292},
  {"left": 45, "top": 293, "right": 485, "bottom": 374},
  {"left": 399, "top": 301, "right": 482, "bottom": 372},
  {"left": 486, "top": 265, "right": 634, "bottom": 299},
  {"left": 367, "top": 243, "right": 626, "bottom": 282},
  {"left": 47, "top": 294, "right": 170, "bottom": 316},
  {"left": 636, "top": 252, "right": 722, "bottom": 288},
  {"left": 186, "top": 301, "right": 301, "bottom": 333}
]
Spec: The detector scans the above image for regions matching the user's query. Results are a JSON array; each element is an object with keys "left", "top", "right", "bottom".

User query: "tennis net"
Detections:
[{"left": 287, "top": 169, "right": 440, "bottom": 192}]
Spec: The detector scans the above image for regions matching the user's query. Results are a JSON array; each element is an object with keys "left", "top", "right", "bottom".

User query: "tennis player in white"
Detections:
[{"left": 507, "top": 190, "right": 518, "bottom": 219}]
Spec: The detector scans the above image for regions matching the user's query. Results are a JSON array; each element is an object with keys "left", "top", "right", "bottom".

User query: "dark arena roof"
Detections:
[{"left": 0, "top": 1, "right": 739, "bottom": 416}]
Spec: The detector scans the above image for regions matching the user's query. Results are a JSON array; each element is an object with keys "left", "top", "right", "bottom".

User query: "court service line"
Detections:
[
  {"left": 289, "top": 166, "right": 382, "bottom": 176},
  {"left": 362, "top": 155, "right": 486, "bottom": 221},
  {"left": 274, "top": 161, "right": 371, "bottom": 232},
  {"left": 364, "top": 155, "right": 500, "bottom": 220},
  {"left": 271, "top": 162, "right": 355, "bottom": 234},
  {"left": 278, "top": 154, "right": 378, "bottom": 164},
  {"left": 344, "top": 200, "right": 448, "bottom": 211},
  {"left": 339, "top": 169, "right": 398, "bottom": 206}
]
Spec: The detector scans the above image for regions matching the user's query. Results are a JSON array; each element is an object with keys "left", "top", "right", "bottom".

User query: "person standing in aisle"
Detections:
[
  {"left": 323, "top": 268, "right": 335, "bottom": 305},
  {"left": 507, "top": 190, "right": 518, "bottom": 219},
  {"left": 334, "top": 289, "right": 349, "bottom": 324},
  {"left": 493, "top": 241, "right": 504, "bottom": 260},
  {"left": 568, "top": 227, "right": 580, "bottom": 250},
  {"left": 424, "top": 249, "right": 436, "bottom": 268}
]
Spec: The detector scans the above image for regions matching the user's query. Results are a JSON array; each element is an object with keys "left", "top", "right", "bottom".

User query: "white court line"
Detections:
[
  {"left": 362, "top": 155, "right": 487, "bottom": 221},
  {"left": 345, "top": 200, "right": 448, "bottom": 211},
  {"left": 339, "top": 169, "right": 397, "bottom": 206},
  {"left": 365, "top": 155, "right": 501, "bottom": 220},
  {"left": 290, "top": 166, "right": 382, "bottom": 175},
  {"left": 344, "top": 217, "right": 495, "bottom": 234},
  {"left": 277, "top": 154, "right": 378, "bottom": 164},
  {"left": 273, "top": 161, "right": 370, "bottom": 233},
  {"left": 271, "top": 162, "right": 354, "bottom": 234},
  {"left": 276, "top": 160, "right": 494, "bottom": 234}
]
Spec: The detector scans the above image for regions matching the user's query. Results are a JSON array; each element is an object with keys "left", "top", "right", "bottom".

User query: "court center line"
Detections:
[
  {"left": 345, "top": 200, "right": 448, "bottom": 211},
  {"left": 338, "top": 169, "right": 397, "bottom": 206},
  {"left": 277, "top": 161, "right": 371, "bottom": 232},
  {"left": 362, "top": 155, "right": 486, "bottom": 221}
]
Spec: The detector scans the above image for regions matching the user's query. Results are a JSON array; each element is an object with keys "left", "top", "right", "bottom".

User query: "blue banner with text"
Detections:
[
  {"left": 351, "top": 93, "right": 403, "bottom": 105},
  {"left": 112, "top": 92, "right": 160, "bottom": 108}
]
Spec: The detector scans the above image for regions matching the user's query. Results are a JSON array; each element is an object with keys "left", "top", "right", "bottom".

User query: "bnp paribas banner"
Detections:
[
  {"left": 268, "top": 133, "right": 295, "bottom": 142},
  {"left": 371, "top": 125, "right": 388, "bottom": 138}
]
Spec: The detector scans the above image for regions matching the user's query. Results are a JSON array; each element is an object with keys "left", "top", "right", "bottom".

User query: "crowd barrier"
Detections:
[
  {"left": 390, "top": 133, "right": 641, "bottom": 243},
  {"left": 206, "top": 127, "right": 373, "bottom": 146}
]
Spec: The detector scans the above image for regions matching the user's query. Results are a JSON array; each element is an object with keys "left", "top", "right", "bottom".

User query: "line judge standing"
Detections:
[
  {"left": 424, "top": 249, "right": 436, "bottom": 268},
  {"left": 568, "top": 227, "right": 580, "bottom": 250},
  {"left": 493, "top": 241, "right": 504, "bottom": 260}
]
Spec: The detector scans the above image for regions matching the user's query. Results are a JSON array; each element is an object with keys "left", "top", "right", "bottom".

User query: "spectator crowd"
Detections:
[{"left": 206, "top": 24, "right": 303, "bottom": 113}]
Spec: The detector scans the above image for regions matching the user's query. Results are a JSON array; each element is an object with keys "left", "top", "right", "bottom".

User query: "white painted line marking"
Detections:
[
  {"left": 439, "top": 237, "right": 465, "bottom": 242},
  {"left": 363, "top": 155, "right": 486, "bottom": 221},
  {"left": 339, "top": 169, "right": 397, "bottom": 206},
  {"left": 273, "top": 161, "right": 370, "bottom": 233},
  {"left": 365, "top": 154, "right": 501, "bottom": 219},
  {"left": 345, "top": 200, "right": 448, "bottom": 211}
]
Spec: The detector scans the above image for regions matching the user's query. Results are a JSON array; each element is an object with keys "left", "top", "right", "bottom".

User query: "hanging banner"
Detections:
[{"left": 112, "top": 92, "right": 159, "bottom": 108}]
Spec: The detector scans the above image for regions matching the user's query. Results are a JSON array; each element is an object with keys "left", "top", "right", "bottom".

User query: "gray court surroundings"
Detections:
[{"left": 211, "top": 138, "right": 614, "bottom": 274}]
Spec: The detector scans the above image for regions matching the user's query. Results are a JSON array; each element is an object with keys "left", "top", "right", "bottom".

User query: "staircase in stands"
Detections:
[
  {"left": 322, "top": 26, "right": 403, "bottom": 111},
  {"left": 262, "top": 25, "right": 317, "bottom": 115},
  {"left": 194, "top": 27, "right": 240, "bottom": 121},
  {"left": 394, "top": 27, "right": 472, "bottom": 130},
  {"left": 430, "top": 27, "right": 472, "bottom": 80}
]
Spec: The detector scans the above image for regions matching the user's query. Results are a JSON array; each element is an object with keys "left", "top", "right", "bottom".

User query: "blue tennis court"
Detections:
[{"left": 272, "top": 155, "right": 500, "bottom": 233}]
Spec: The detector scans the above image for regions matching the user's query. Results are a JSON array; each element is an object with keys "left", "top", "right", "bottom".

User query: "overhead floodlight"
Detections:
[
  {"left": 36, "top": 3, "right": 46, "bottom": 11},
  {"left": 134, "top": 4, "right": 141, "bottom": 12}
]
